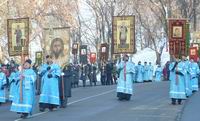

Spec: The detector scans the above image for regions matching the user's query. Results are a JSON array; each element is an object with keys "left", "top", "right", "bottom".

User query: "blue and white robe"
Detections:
[
  {"left": 169, "top": 61, "right": 187, "bottom": 99},
  {"left": 8, "top": 71, "right": 20, "bottom": 101},
  {"left": 189, "top": 62, "right": 200, "bottom": 91},
  {"left": 39, "top": 64, "right": 61, "bottom": 106},
  {"left": 116, "top": 61, "right": 135, "bottom": 95},
  {"left": 184, "top": 60, "right": 192, "bottom": 96},
  {"left": 136, "top": 65, "right": 144, "bottom": 83},
  {"left": 10, "top": 69, "right": 36, "bottom": 114},
  {"left": 155, "top": 66, "right": 163, "bottom": 82},
  {"left": 0, "top": 72, "right": 7, "bottom": 103},
  {"left": 143, "top": 65, "right": 149, "bottom": 81},
  {"left": 148, "top": 65, "right": 154, "bottom": 81}
]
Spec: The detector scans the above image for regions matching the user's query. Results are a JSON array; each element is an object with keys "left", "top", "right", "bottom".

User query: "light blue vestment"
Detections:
[
  {"left": 169, "top": 61, "right": 186, "bottom": 99},
  {"left": 39, "top": 63, "right": 61, "bottom": 105},
  {"left": 116, "top": 61, "right": 135, "bottom": 95},
  {"left": 10, "top": 69, "right": 36, "bottom": 114}
]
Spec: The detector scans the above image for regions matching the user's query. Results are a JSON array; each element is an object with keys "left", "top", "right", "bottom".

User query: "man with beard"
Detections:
[
  {"left": 50, "top": 38, "right": 65, "bottom": 66},
  {"left": 116, "top": 55, "right": 135, "bottom": 101},
  {"left": 10, "top": 59, "right": 36, "bottom": 119},
  {"left": 38, "top": 55, "right": 61, "bottom": 112},
  {"left": 169, "top": 56, "right": 187, "bottom": 105}
]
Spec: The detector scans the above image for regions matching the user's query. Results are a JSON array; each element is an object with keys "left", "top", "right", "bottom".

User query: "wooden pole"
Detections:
[
  {"left": 20, "top": 47, "right": 24, "bottom": 103},
  {"left": 61, "top": 72, "right": 65, "bottom": 100}
]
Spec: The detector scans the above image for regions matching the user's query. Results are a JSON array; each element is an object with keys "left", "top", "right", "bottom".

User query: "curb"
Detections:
[{"left": 176, "top": 91, "right": 199, "bottom": 121}]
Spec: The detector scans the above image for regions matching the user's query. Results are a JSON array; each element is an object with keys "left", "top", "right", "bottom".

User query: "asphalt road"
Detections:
[
  {"left": 0, "top": 81, "right": 185, "bottom": 121},
  {"left": 180, "top": 90, "right": 200, "bottom": 121}
]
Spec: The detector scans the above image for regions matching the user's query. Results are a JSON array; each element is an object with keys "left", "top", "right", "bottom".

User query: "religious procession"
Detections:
[{"left": 0, "top": 0, "right": 200, "bottom": 121}]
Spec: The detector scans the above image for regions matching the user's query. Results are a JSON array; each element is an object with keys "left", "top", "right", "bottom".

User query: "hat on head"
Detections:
[
  {"left": 46, "top": 55, "right": 52, "bottom": 59},
  {"left": 25, "top": 59, "right": 32, "bottom": 65}
]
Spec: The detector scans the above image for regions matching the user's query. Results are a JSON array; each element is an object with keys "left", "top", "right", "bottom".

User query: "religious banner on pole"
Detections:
[
  {"left": 191, "top": 43, "right": 200, "bottom": 57},
  {"left": 168, "top": 19, "right": 187, "bottom": 58},
  {"left": 44, "top": 27, "right": 70, "bottom": 67},
  {"left": 112, "top": 16, "right": 136, "bottom": 54},
  {"left": 79, "top": 45, "right": 87, "bottom": 64},
  {"left": 189, "top": 47, "right": 198, "bottom": 62},
  {"left": 35, "top": 51, "right": 43, "bottom": 65},
  {"left": 185, "top": 23, "right": 190, "bottom": 56},
  {"left": 90, "top": 53, "right": 96, "bottom": 64},
  {"left": 100, "top": 43, "right": 109, "bottom": 61},
  {"left": 7, "top": 18, "right": 29, "bottom": 56},
  {"left": 72, "top": 43, "right": 78, "bottom": 55}
]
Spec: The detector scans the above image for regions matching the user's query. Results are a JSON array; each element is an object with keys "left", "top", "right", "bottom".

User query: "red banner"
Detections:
[
  {"left": 100, "top": 43, "right": 109, "bottom": 61},
  {"left": 168, "top": 19, "right": 187, "bottom": 57},
  {"left": 189, "top": 47, "right": 198, "bottom": 62},
  {"left": 72, "top": 43, "right": 78, "bottom": 55},
  {"left": 90, "top": 53, "right": 96, "bottom": 63}
]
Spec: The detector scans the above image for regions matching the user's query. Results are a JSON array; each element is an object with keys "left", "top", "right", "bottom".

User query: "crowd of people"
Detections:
[
  {"left": 115, "top": 54, "right": 200, "bottom": 105},
  {"left": 0, "top": 54, "right": 200, "bottom": 119}
]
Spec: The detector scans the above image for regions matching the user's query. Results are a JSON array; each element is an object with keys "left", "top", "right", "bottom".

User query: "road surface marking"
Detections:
[{"left": 14, "top": 89, "right": 115, "bottom": 121}]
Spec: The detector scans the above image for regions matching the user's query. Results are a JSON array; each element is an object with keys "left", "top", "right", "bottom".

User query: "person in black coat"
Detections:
[
  {"left": 91, "top": 64, "right": 97, "bottom": 86},
  {"left": 73, "top": 65, "right": 80, "bottom": 88},
  {"left": 87, "top": 64, "right": 92, "bottom": 86},
  {"left": 100, "top": 61, "right": 107, "bottom": 85},
  {"left": 59, "top": 64, "right": 72, "bottom": 108},
  {"left": 80, "top": 64, "right": 87, "bottom": 87},
  {"left": 106, "top": 61, "right": 113, "bottom": 85}
]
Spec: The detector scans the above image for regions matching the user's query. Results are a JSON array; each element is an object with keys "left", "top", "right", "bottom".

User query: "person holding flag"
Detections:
[
  {"left": 169, "top": 56, "right": 187, "bottom": 105},
  {"left": 38, "top": 55, "right": 61, "bottom": 112},
  {"left": 8, "top": 64, "right": 20, "bottom": 102},
  {"left": 10, "top": 59, "right": 36, "bottom": 119},
  {"left": 116, "top": 54, "right": 135, "bottom": 101}
]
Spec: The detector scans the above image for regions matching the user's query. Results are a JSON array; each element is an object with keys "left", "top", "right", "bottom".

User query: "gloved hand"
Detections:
[
  {"left": 1, "top": 85, "right": 4, "bottom": 90},
  {"left": 55, "top": 75, "right": 60, "bottom": 78},
  {"left": 10, "top": 79, "right": 15, "bottom": 84},
  {"left": 47, "top": 66, "right": 51, "bottom": 71},
  {"left": 36, "top": 90, "right": 41, "bottom": 95},
  {"left": 47, "top": 73, "right": 53, "bottom": 78},
  {"left": 39, "top": 71, "right": 46, "bottom": 77},
  {"left": 16, "top": 80, "right": 20, "bottom": 85}
]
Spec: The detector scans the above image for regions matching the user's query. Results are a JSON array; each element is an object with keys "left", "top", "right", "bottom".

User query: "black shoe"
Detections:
[
  {"left": 126, "top": 97, "right": 131, "bottom": 101},
  {"left": 178, "top": 99, "right": 182, "bottom": 105},
  {"left": 118, "top": 97, "right": 123, "bottom": 101},
  {"left": 20, "top": 113, "right": 28, "bottom": 119},
  {"left": 171, "top": 102, "right": 176, "bottom": 105},
  {"left": 49, "top": 107, "right": 54, "bottom": 111},
  {"left": 60, "top": 105, "right": 66, "bottom": 108},
  {"left": 40, "top": 108, "right": 45, "bottom": 112}
]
